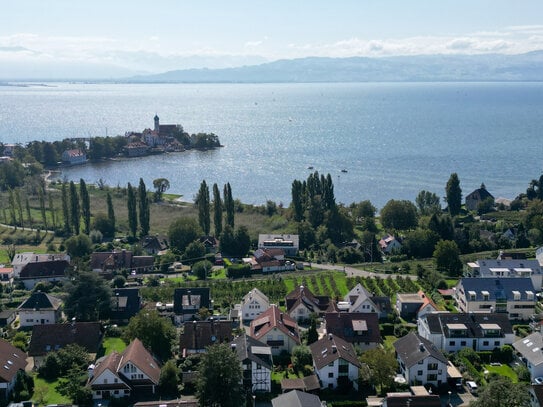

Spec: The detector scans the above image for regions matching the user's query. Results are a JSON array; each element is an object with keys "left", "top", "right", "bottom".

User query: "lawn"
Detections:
[
  {"left": 32, "top": 375, "right": 71, "bottom": 405},
  {"left": 383, "top": 335, "right": 399, "bottom": 350},
  {"left": 483, "top": 363, "right": 518, "bottom": 383},
  {"left": 102, "top": 337, "right": 127, "bottom": 355}
]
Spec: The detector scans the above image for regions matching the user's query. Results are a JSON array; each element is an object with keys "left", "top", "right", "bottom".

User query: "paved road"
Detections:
[{"left": 313, "top": 262, "right": 418, "bottom": 280}]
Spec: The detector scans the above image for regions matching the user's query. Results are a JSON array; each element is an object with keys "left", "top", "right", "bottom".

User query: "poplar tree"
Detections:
[
  {"left": 212, "top": 183, "right": 222, "bottom": 238},
  {"left": 25, "top": 195, "right": 32, "bottom": 227},
  {"left": 127, "top": 182, "right": 138, "bottom": 237},
  {"left": 8, "top": 189, "right": 17, "bottom": 229},
  {"left": 48, "top": 192, "right": 56, "bottom": 230},
  {"left": 107, "top": 192, "right": 115, "bottom": 237},
  {"left": 38, "top": 185, "right": 47, "bottom": 230},
  {"left": 291, "top": 179, "right": 304, "bottom": 222},
  {"left": 15, "top": 189, "right": 23, "bottom": 228},
  {"left": 196, "top": 180, "right": 210, "bottom": 235},
  {"left": 445, "top": 172, "right": 462, "bottom": 216},
  {"left": 138, "top": 178, "right": 150, "bottom": 236},
  {"left": 61, "top": 183, "right": 70, "bottom": 234},
  {"left": 224, "top": 182, "right": 235, "bottom": 228},
  {"left": 69, "top": 181, "right": 80, "bottom": 235},
  {"left": 80, "top": 179, "right": 91, "bottom": 234}
]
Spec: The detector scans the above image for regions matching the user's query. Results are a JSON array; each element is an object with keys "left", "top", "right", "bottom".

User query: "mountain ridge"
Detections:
[{"left": 124, "top": 51, "right": 543, "bottom": 83}]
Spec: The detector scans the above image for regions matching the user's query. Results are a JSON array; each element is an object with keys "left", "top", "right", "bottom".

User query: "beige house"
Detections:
[{"left": 249, "top": 305, "right": 300, "bottom": 355}]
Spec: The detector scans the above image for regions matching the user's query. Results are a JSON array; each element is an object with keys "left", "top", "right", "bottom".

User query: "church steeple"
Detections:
[{"left": 154, "top": 114, "right": 159, "bottom": 132}]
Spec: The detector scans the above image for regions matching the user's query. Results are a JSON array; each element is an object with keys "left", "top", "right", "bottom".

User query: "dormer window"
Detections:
[
  {"left": 526, "top": 291, "right": 534, "bottom": 300},
  {"left": 513, "top": 291, "right": 521, "bottom": 301},
  {"left": 468, "top": 291, "right": 476, "bottom": 301},
  {"left": 482, "top": 291, "right": 489, "bottom": 301}
]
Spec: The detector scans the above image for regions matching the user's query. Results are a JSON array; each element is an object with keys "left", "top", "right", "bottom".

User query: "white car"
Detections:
[{"left": 534, "top": 377, "right": 543, "bottom": 385}]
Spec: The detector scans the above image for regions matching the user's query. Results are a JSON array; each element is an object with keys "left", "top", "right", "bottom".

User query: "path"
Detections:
[{"left": 314, "top": 262, "right": 418, "bottom": 280}]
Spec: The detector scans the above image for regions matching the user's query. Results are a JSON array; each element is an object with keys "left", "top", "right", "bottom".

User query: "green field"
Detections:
[{"left": 32, "top": 376, "right": 71, "bottom": 405}]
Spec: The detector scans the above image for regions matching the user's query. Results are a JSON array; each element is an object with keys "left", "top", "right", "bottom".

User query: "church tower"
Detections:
[{"left": 154, "top": 114, "right": 160, "bottom": 132}]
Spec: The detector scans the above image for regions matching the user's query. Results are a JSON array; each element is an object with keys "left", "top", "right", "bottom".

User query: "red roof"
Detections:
[{"left": 250, "top": 305, "right": 300, "bottom": 345}]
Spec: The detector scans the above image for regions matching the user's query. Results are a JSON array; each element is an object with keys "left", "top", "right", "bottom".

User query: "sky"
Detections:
[{"left": 1, "top": 0, "right": 543, "bottom": 78}]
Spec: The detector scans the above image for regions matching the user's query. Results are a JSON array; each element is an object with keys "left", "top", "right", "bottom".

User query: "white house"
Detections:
[
  {"left": 455, "top": 277, "right": 537, "bottom": 320},
  {"left": 310, "top": 333, "right": 361, "bottom": 390},
  {"left": 257, "top": 234, "right": 299, "bottom": 256},
  {"left": 379, "top": 234, "right": 402, "bottom": 254},
  {"left": 418, "top": 313, "right": 515, "bottom": 353},
  {"left": 17, "top": 291, "right": 62, "bottom": 328},
  {"left": 89, "top": 338, "right": 161, "bottom": 399},
  {"left": 62, "top": 149, "right": 86, "bottom": 165},
  {"left": 240, "top": 288, "right": 270, "bottom": 323},
  {"left": 343, "top": 283, "right": 379, "bottom": 313},
  {"left": 11, "top": 252, "right": 70, "bottom": 278},
  {"left": 394, "top": 332, "right": 448, "bottom": 388},
  {"left": 466, "top": 258, "right": 543, "bottom": 290},
  {"left": 231, "top": 334, "right": 273, "bottom": 393},
  {"left": 513, "top": 332, "right": 543, "bottom": 381},
  {"left": 250, "top": 305, "right": 300, "bottom": 356}
]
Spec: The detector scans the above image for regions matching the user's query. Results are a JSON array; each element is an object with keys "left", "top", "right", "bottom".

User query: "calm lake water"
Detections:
[{"left": 0, "top": 82, "right": 542, "bottom": 208}]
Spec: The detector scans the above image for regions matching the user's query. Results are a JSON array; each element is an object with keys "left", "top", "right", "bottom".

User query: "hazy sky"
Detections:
[{"left": 2, "top": 0, "right": 543, "bottom": 78}]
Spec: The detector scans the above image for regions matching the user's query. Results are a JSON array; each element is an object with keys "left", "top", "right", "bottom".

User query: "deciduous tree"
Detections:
[
  {"left": 127, "top": 182, "right": 138, "bottom": 237},
  {"left": 69, "top": 181, "right": 80, "bottom": 235},
  {"left": 380, "top": 199, "right": 418, "bottom": 230},
  {"left": 212, "top": 183, "right": 222, "bottom": 237},
  {"left": 433, "top": 239, "right": 462, "bottom": 276},
  {"left": 360, "top": 347, "right": 397, "bottom": 394},
  {"left": 224, "top": 182, "right": 235, "bottom": 228},
  {"left": 471, "top": 375, "right": 530, "bottom": 407},
  {"left": 64, "top": 271, "right": 111, "bottom": 321},
  {"left": 415, "top": 190, "right": 441, "bottom": 215},
  {"left": 79, "top": 179, "right": 91, "bottom": 234},
  {"left": 196, "top": 343, "right": 244, "bottom": 407},
  {"left": 168, "top": 217, "right": 202, "bottom": 254},
  {"left": 196, "top": 180, "right": 210, "bottom": 235},
  {"left": 153, "top": 177, "right": 170, "bottom": 202},
  {"left": 106, "top": 191, "right": 115, "bottom": 237},
  {"left": 138, "top": 178, "right": 150, "bottom": 236}
]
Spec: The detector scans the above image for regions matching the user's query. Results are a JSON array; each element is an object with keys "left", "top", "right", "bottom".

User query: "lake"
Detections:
[{"left": 1, "top": 81, "right": 541, "bottom": 208}]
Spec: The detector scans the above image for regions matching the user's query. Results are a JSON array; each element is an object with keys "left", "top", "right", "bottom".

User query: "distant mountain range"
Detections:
[{"left": 125, "top": 51, "right": 543, "bottom": 83}]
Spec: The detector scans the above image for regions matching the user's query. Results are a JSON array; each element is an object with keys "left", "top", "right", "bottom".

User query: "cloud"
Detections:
[{"left": 245, "top": 40, "right": 263, "bottom": 48}]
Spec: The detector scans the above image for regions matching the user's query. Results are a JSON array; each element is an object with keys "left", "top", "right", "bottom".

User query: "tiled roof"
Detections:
[
  {"left": 271, "top": 390, "right": 323, "bottom": 407},
  {"left": 173, "top": 288, "right": 210, "bottom": 315},
  {"left": 180, "top": 320, "right": 233, "bottom": 352},
  {"left": 19, "top": 260, "right": 69, "bottom": 279},
  {"left": 423, "top": 312, "right": 513, "bottom": 337},
  {"left": 231, "top": 334, "right": 273, "bottom": 370},
  {"left": 119, "top": 338, "right": 161, "bottom": 384},
  {"left": 28, "top": 322, "right": 102, "bottom": 356},
  {"left": 18, "top": 292, "right": 61, "bottom": 311},
  {"left": 393, "top": 332, "right": 448, "bottom": 368},
  {"left": 310, "top": 333, "right": 361, "bottom": 371},
  {"left": 286, "top": 285, "right": 335, "bottom": 315},
  {"left": 250, "top": 305, "right": 300, "bottom": 345},
  {"left": 513, "top": 332, "right": 543, "bottom": 367},
  {"left": 324, "top": 312, "right": 381, "bottom": 345},
  {"left": 0, "top": 339, "right": 27, "bottom": 382},
  {"left": 458, "top": 277, "right": 536, "bottom": 301}
]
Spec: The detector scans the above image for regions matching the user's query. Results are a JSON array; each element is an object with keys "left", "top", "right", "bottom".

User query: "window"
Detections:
[
  {"left": 114, "top": 378, "right": 118, "bottom": 383},
  {"left": 328, "top": 372, "right": 334, "bottom": 378},
  {"left": 483, "top": 341, "right": 489, "bottom": 346},
  {"left": 427, "top": 374, "right": 437, "bottom": 381},
  {"left": 256, "top": 364, "right": 261, "bottom": 370},
  {"left": 328, "top": 362, "right": 334, "bottom": 367},
  {"left": 428, "top": 363, "right": 438, "bottom": 371},
  {"left": 461, "top": 341, "right": 466, "bottom": 346},
  {"left": 494, "top": 341, "right": 500, "bottom": 346},
  {"left": 449, "top": 341, "right": 456, "bottom": 346},
  {"left": 418, "top": 360, "right": 423, "bottom": 364},
  {"left": 417, "top": 370, "right": 423, "bottom": 376}
]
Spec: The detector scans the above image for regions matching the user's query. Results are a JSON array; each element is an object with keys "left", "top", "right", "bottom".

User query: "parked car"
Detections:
[{"left": 466, "top": 381, "right": 478, "bottom": 395}]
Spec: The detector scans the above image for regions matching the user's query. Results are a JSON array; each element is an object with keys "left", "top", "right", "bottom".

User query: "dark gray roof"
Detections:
[
  {"left": 231, "top": 334, "right": 273, "bottom": 371},
  {"left": 173, "top": 288, "right": 210, "bottom": 315},
  {"left": 393, "top": 332, "right": 448, "bottom": 368},
  {"left": 513, "top": 332, "right": 543, "bottom": 367},
  {"left": 423, "top": 312, "right": 513, "bottom": 337},
  {"left": 272, "top": 390, "right": 323, "bottom": 407},
  {"left": 309, "top": 333, "right": 361, "bottom": 370},
  {"left": 458, "top": 277, "right": 535, "bottom": 301},
  {"left": 18, "top": 292, "right": 61, "bottom": 311}
]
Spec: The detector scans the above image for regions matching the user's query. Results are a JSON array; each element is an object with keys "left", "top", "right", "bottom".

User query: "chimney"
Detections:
[
  {"left": 419, "top": 343, "right": 425, "bottom": 352},
  {"left": 231, "top": 343, "right": 237, "bottom": 352},
  {"left": 332, "top": 345, "right": 337, "bottom": 353},
  {"left": 328, "top": 333, "right": 333, "bottom": 340}
]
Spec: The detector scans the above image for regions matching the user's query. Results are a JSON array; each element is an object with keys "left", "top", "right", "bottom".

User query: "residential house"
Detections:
[
  {"left": 0, "top": 267, "right": 13, "bottom": 282},
  {"left": 11, "top": 252, "right": 70, "bottom": 278},
  {"left": 173, "top": 287, "right": 211, "bottom": 324},
  {"left": 379, "top": 234, "right": 402, "bottom": 254},
  {"left": 28, "top": 322, "right": 103, "bottom": 367},
  {"left": 17, "top": 291, "right": 62, "bottom": 328},
  {"left": 466, "top": 258, "right": 543, "bottom": 290},
  {"left": 110, "top": 288, "right": 142, "bottom": 322},
  {"left": 342, "top": 283, "right": 391, "bottom": 318},
  {"left": 0, "top": 339, "right": 28, "bottom": 399},
  {"left": 395, "top": 290, "right": 437, "bottom": 320},
  {"left": 124, "top": 142, "right": 149, "bottom": 157},
  {"left": 286, "top": 285, "right": 336, "bottom": 322},
  {"left": 0, "top": 311, "right": 15, "bottom": 328},
  {"left": 90, "top": 250, "right": 154, "bottom": 277},
  {"left": 513, "top": 332, "right": 543, "bottom": 380},
  {"left": 18, "top": 260, "right": 70, "bottom": 289},
  {"left": 310, "top": 333, "right": 362, "bottom": 390},
  {"left": 280, "top": 375, "right": 320, "bottom": 394},
  {"left": 199, "top": 236, "right": 218, "bottom": 253},
  {"left": 465, "top": 184, "right": 494, "bottom": 212},
  {"left": 418, "top": 312, "right": 514, "bottom": 352},
  {"left": 258, "top": 234, "right": 299, "bottom": 256},
  {"left": 454, "top": 277, "right": 536, "bottom": 320},
  {"left": 61, "top": 149, "right": 86, "bottom": 165},
  {"left": 231, "top": 334, "right": 273, "bottom": 393},
  {"left": 537, "top": 246, "right": 543, "bottom": 266},
  {"left": 240, "top": 288, "right": 270, "bottom": 323},
  {"left": 271, "top": 390, "right": 325, "bottom": 407},
  {"left": 179, "top": 319, "right": 233, "bottom": 356},
  {"left": 393, "top": 332, "right": 448, "bottom": 388},
  {"left": 379, "top": 386, "right": 441, "bottom": 407},
  {"left": 324, "top": 312, "right": 381, "bottom": 351},
  {"left": 89, "top": 338, "right": 161, "bottom": 399},
  {"left": 249, "top": 304, "right": 301, "bottom": 355},
  {"left": 245, "top": 248, "right": 295, "bottom": 273},
  {"left": 141, "top": 235, "right": 168, "bottom": 255}
]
